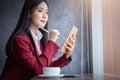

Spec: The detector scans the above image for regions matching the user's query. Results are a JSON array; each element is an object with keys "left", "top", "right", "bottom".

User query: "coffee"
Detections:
[{"left": 43, "top": 67, "right": 60, "bottom": 76}]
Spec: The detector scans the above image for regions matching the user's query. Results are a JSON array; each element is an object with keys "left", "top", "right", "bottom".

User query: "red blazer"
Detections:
[{"left": 0, "top": 33, "right": 71, "bottom": 80}]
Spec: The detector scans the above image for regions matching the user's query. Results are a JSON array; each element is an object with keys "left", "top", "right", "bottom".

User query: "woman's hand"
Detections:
[
  {"left": 49, "top": 29, "right": 60, "bottom": 42},
  {"left": 65, "top": 35, "right": 76, "bottom": 58}
]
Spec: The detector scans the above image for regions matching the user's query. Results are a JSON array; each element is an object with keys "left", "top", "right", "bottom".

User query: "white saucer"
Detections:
[{"left": 38, "top": 74, "right": 64, "bottom": 78}]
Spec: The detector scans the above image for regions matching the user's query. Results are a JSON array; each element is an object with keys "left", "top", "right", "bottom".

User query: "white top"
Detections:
[{"left": 29, "top": 29, "right": 43, "bottom": 55}]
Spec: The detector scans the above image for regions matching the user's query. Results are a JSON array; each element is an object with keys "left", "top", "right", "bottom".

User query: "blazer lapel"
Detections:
[{"left": 26, "top": 30, "right": 40, "bottom": 58}]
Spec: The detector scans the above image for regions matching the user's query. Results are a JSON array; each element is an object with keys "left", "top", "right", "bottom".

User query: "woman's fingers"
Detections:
[
  {"left": 66, "top": 41, "right": 74, "bottom": 49},
  {"left": 50, "top": 29, "right": 60, "bottom": 42},
  {"left": 65, "top": 45, "right": 72, "bottom": 51},
  {"left": 65, "top": 35, "right": 76, "bottom": 50},
  {"left": 69, "top": 36, "right": 75, "bottom": 45},
  {"left": 65, "top": 46, "right": 72, "bottom": 58},
  {"left": 68, "top": 35, "right": 76, "bottom": 46},
  {"left": 65, "top": 35, "right": 76, "bottom": 58}
]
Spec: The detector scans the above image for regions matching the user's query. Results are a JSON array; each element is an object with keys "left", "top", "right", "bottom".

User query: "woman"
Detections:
[{"left": 0, "top": 0, "right": 76, "bottom": 80}]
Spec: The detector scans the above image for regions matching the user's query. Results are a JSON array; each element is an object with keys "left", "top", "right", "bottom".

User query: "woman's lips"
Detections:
[{"left": 40, "top": 20, "right": 46, "bottom": 23}]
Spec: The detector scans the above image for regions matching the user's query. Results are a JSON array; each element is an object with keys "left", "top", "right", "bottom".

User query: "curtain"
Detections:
[{"left": 47, "top": 0, "right": 91, "bottom": 74}]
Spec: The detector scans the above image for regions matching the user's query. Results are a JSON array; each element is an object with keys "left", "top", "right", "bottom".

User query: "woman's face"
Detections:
[{"left": 30, "top": 1, "right": 48, "bottom": 28}]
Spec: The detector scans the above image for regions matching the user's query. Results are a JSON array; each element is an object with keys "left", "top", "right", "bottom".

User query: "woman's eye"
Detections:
[
  {"left": 38, "top": 10, "right": 42, "bottom": 12},
  {"left": 46, "top": 12, "right": 48, "bottom": 14}
]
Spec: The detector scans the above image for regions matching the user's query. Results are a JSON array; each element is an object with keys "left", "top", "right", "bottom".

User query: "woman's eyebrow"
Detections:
[{"left": 37, "top": 7, "right": 48, "bottom": 11}]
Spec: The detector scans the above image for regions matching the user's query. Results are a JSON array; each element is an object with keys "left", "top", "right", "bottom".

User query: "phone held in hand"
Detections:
[{"left": 61, "top": 26, "right": 78, "bottom": 54}]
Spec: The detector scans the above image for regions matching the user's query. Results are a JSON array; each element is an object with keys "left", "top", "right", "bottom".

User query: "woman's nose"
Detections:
[{"left": 42, "top": 14, "right": 47, "bottom": 19}]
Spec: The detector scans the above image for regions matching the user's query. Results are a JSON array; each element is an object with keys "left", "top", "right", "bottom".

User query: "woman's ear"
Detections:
[
  {"left": 28, "top": 13, "right": 30, "bottom": 18},
  {"left": 28, "top": 11, "right": 32, "bottom": 18}
]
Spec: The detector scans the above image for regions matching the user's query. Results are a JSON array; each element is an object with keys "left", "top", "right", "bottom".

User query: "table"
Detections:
[{"left": 31, "top": 74, "right": 120, "bottom": 80}]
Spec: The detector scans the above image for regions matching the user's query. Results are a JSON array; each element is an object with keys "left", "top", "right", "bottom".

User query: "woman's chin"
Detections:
[
  {"left": 39, "top": 25, "right": 45, "bottom": 28},
  {"left": 38, "top": 26, "right": 43, "bottom": 28}
]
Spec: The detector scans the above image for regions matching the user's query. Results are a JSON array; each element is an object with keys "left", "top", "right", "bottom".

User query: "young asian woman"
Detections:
[{"left": 0, "top": 0, "right": 76, "bottom": 80}]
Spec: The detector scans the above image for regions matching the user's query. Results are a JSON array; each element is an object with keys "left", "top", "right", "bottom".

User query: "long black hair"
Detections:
[{"left": 6, "top": 0, "right": 48, "bottom": 56}]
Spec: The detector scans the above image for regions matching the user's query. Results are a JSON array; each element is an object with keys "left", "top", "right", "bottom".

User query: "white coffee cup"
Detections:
[{"left": 43, "top": 67, "right": 61, "bottom": 76}]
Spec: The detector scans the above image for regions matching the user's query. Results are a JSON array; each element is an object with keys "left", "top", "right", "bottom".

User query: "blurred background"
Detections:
[{"left": 0, "top": 0, "right": 120, "bottom": 77}]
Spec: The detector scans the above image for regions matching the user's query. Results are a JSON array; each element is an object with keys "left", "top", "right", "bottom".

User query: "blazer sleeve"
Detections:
[
  {"left": 40, "top": 40, "right": 59, "bottom": 66},
  {"left": 12, "top": 34, "right": 59, "bottom": 75},
  {"left": 49, "top": 54, "right": 72, "bottom": 68}
]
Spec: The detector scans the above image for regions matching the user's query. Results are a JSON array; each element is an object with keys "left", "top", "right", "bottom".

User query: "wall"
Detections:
[
  {"left": 0, "top": 0, "right": 24, "bottom": 74},
  {"left": 102, "top": 0, "right": 120, "bottom": 77},
  {"left": 46, "top": 0, "right": 90, "bottom": 74},
  {"left": 0, "top": 0, "right": 90, "bottom": 74}
]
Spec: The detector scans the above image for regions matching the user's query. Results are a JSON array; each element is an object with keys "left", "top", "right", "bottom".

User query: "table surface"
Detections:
[{"left": 31, "top": 74, "right": 120, "bottom": 80}]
